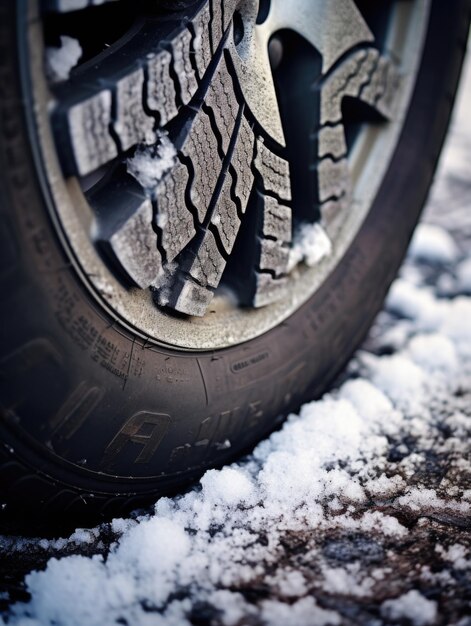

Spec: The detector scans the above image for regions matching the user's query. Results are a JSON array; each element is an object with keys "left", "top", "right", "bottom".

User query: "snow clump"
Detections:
[
  {"left": 288, "top": 222, "right": 332, "bottom": 271},
  {"left": 456, "top": 257, "right": 471, "bottom": 293},
  {"left": 408, "top": 223, "right": 459, "bottom": 264},
  {"left": 46, "top": 36, "right": 82, "bottom": 83},
  {"left": 380, "top": 590, "right": 438, "bottom": 626},
  {"left": 127, "top": 134, "right": 177, "bottom": 190}
]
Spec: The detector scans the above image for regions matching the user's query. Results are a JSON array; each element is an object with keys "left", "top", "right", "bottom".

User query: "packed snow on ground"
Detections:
[
  {"left": 45, "top": 36, "right": 82, "bottom": 83},
  {"left": 380, "top": 590, "right": 437, "bottom": 626},
  {"left": 408, "top": 223, "right": 459, "bottom": 265},
  {"left": 1, "top": 220, "right": 471, "bottom": 625},
  {"left": 127, "top": 134, "right": 177, "bottom": 191},
  {"left": 456, "top": 257, "right": 471, "bottom": 293}
]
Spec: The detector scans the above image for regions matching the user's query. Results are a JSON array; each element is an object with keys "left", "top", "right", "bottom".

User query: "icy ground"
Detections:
[{"left": 1, "top": 57, "right": 471, "bottom": 626}]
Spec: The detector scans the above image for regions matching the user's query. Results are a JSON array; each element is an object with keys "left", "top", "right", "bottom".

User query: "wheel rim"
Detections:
[{"left": 21, "top": 0, "right": 430, "bottom": 350}]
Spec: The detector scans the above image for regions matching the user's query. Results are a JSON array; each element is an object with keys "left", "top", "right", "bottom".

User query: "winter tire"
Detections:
[{"left": 0, "top": 0, "right": 469, "bottom": 528}]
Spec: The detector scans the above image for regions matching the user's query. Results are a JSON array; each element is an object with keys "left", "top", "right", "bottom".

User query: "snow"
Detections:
[
  {"left": 200, "top": 467, "right": 255, "bottom": 506},
  {"left": 381, "top": 590, "right": 438, "bottom": 626},
  {"left": 46, "top": 36, "right": 82, "bottom": 83},
  {"left": 386, "top": 279, "right": 446, "bottom": 330},
  {"left": 67, "top": 528, "right": 99, "bottom": 546},
  {"left": 127, "top": 134, "right": 177, "bottom": 190},
  {"left": 320, "top": 562, "right": 376, "bottom": 597},
  {"left": 456, "top": 257, "right": 471, "bottom": 293},
  {"left": 408, "top": 223, "right": 459, "bottom": 264},
  {"left": 265, "top": 569, "right": 308, "bottom": 598},
  {"left": 435, "top": 544, "right": 471, "bottom": 571},
  {"left": 261, "top": 597, "right": 340, "bottom": 626},
  {"left": 396, "top": 481, "right": 470, "bottom": 514},
  {"left": 367, "top": 353, "right": 428, "bottom": 413},
  {"left": 288, "top": 222, "right": 332, "bottom": 272},
  {"left": 406, "top": 333, "right": 459, "bottom": 378}
]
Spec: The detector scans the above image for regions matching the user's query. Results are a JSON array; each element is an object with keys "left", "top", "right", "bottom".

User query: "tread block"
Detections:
[
  {"left": 189, "top": 230, "right": 226, "bottom": 289},
  {"left": 259, "top": 239, "right": 290, "bottom": 275},
  {"left": 317, "top": 158, "right": 350, "bottom": 203},
  {"left": 93, "top": 180, "right": 163, "bottom": 288},
  {"left": 261, "top": 197, "right": 292, "bottom": 242},
  {"left": 209, "top": 0, "right": 224, "bottom": 53},
  {"left": 173, "top": 280, "right": 215, "bottom": 317},
  {"left": 205, "top": 57, "right": 240, "bottom": 155},
  {"left": 106, "top": 200, "right": 162, "bottom": 290},
  {"left": 253, "top": 273, "right": 289, "bottom": 308},
  {"left": 155, "top": 161, "right": 196, "bottom": 263},
  {"left": 192, "top": 3, "right": 213, "bottom": 79},
  {"left": 178, "top": 55, "right": 242, "bottom": 223},
  {"left": 211, "top": 174, "right": 241, "bottom": 255},
  {"left": 318, "top": 125, "right": 347, "bottom": 161},
  {"left": 65, "top": 90, "right": 118, "bottom": 176},
  {"left": 230, "top": 115, "right": 255, "bottom": 209},
  {"left": 172, "top": 29, "right": 199, "bottom": 105},
  {"left": 146, "top": 50, "right": 179, "bottom": 126},
  {"left": 320, "top": 49, "right": 400, "bottom": 125},
  {"left": 360, "top": 55, "right": 401, "bottom": 118},
  {"left": 250, "top": 191, "right": 292, "bottom": 307},
  {"left": 254, "top": 139, "right": 292, "bottom": 202},
  {"left": 317, "top": 49, "right": 400, "bottom": 225},
  {"left": 114, "top": 68, "right": 155, "bottom": 151},
  {"left": 181, "top": 109, "right": 223, "bottom": 223},
  {"left": 209, "top": 115, "right": 254, "bottom": 254},
  {"left": 320, "top": 50, "right": 372, "bottom": 125}
]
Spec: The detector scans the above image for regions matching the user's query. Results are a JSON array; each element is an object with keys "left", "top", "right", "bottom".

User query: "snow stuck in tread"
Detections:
[{"left": 45, "top": 36, "right": 82, "bottom": 83}]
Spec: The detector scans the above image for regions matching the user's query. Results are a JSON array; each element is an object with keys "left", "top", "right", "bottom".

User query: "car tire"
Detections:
[{"left": 0, "top": 0, "right": 469, "bottom": 530}]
